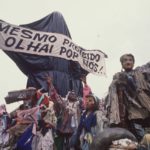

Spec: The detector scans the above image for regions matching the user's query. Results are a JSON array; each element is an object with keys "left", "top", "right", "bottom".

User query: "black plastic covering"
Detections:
[{"left": 4, "top": 11, "right": 88, "bottom": 97}]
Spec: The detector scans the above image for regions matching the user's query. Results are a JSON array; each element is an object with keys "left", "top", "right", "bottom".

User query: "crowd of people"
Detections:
[
  {"left": 0, "top": 53, "right": 150, "bottom": 150},
  {"left": 0, "top": 72, "right": 107, "bottom": 150}
]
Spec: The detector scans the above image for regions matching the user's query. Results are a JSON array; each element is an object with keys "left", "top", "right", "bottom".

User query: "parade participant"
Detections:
[
  {"left": 70, "top": 93, "right": 100, "bottom": 150},
  {"left": 0, "top": 104, "right": 10, "bottom": 148},
  {"left": 80, "top": 74, "right": 92, "bottom": 109},
  {"left": 106, "top": 53, "right": 150, "bottom": 141},
  {"left": 45, "top": 76, "right": 81, "bottom": 150}
]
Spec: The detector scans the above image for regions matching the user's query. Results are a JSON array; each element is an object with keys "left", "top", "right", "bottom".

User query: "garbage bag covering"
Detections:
[
  {"left": 89, "top": 127, "right": 137, "bottom": 150},
  {"left": 3, "top": 11, "right": 88, "bottom": 97}
]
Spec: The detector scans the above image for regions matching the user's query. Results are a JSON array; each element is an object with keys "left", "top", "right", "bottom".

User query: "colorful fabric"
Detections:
[
  {"left": 16, "top": 124, "right": 33, "bottom": 150},
  {"left": 32, "top": 129, "right": 54, "bottom": 150},
  {"left": 43, "top": 101, "right": 57, "bottom": 128},
  {"left": 16, "top": 106, "right": 41, "bottom": 125},
  {"left": 35, "top": 91, "right": 49, "bottom": 107},
  {"left": 57, "top": 97, "right": 80, "bottom": 134},
  {"left": 78, "top": 111, "right": 96, "bottom": 133},
  {"left": 0, "top": 104, "right": 6, "bottom": 116},
  {"left": 0, "top": 130, "right": 9, "bottom": 147},
  {"left": 83, "top": 84, "right": 92, "bottom": 108}
]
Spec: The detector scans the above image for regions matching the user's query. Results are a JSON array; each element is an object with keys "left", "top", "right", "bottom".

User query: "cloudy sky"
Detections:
[{"left": 0, "top": 0, "right": 150, "bottom": 112}]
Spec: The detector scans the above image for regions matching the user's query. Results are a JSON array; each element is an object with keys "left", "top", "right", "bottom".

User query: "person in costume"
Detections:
[
  {"left": 106, "top": 53, "right": 150, "bottom": 141},
  {"left": 70, "top": 93, "right": 100, "bottom": 150}
]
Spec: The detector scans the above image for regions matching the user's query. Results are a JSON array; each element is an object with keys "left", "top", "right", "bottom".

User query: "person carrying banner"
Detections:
[{"left": 105, "top": 53, "right": 150, "bottom": 141}]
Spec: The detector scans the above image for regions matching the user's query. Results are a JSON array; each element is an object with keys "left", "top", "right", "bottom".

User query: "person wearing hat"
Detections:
[{"left": 70, "top": 93, "right": 100, "bottom": 150}]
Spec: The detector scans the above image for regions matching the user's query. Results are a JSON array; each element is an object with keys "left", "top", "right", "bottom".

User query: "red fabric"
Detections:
[
  {"left": 33, "top": 91, "right": 49, "bottom": 107},
  {"left": 83, "top": 84, "right": 92, "bottom": 108}
]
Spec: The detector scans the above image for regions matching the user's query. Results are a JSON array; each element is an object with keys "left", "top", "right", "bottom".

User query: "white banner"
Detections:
[{"left": 0, "top": 20, "right": 107, "bottom": 75}]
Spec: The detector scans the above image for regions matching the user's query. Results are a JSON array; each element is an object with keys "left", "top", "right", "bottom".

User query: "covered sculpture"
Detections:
[{"left": 3, "top": 11, "right": 88, "bottom": 97}]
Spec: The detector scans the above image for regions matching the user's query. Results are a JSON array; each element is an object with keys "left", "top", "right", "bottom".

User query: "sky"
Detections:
[{"left": 0, "top": 0, "right": 150, "bottom": 112}]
